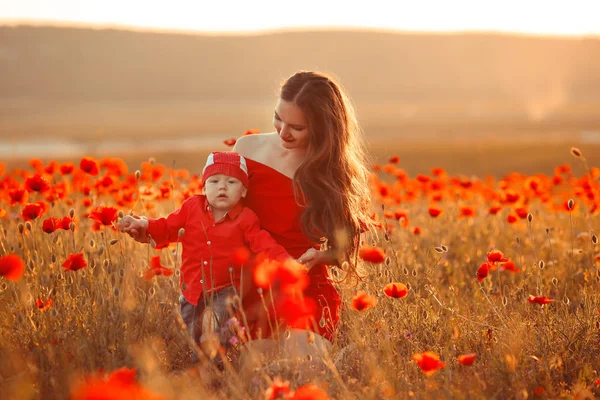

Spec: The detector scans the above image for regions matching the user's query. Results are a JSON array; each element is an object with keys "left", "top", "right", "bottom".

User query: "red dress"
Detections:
[{"left": 241, "top": 158, "right": 341, "bottom": 342}]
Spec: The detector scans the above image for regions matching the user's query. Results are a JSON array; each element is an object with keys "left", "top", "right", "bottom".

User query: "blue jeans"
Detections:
[{"left": 179, "top": 286, "right": 237, "bottom": 363}]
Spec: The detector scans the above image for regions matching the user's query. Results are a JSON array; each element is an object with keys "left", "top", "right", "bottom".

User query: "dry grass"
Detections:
[{"left": 1, "top": 145, "right": 600, "bottom": 400}]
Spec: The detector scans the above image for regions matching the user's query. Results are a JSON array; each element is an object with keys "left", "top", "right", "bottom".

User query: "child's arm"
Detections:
[
  {"left": 239, "top": 208, "right": 291, "bottom": 260},
  {"left": 120, "top": 198, "right": 191, "bottom": 246}
]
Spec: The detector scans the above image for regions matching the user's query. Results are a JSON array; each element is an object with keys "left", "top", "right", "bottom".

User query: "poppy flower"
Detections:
[
  {"left": 507, "top": 214, "right": 518, "bottom": 224},
  {"left": 501, "top": 260, "right": 520, "bottom": 273},
  {"left": 488, "top": 206, "right": 502, "bottom": 215},
  {"left": 242, "top": 128, "right": 260, "bottom": 136},
  {"left": 62, "top": 253, "right": 87, "bottom": 271},
  {"left": 487, "top": 250, "right": 508, "bottom": 264},
  {"left": 292, "top": 384, "right": 329, "bottom": 400},
  {"left": 412, "top": 351, "right": 446, "bottom": 376},
  {"left": 515, "top": 207, "right": 529, "bottom": 219},
  {"left": 276, "top": 295, "right": 317, "bottom": 330},
  {"left": 254, "top": 258, "right": 309, "bottom": 294},
  {"left": 223, "top": 138, "right": 237, "bottom": 147},
  {"left": 394, "top": 210, "right": 410, "bottom": 228},
  {"left": 0, "top": 254, "right": 25, "bottom": 281},
  {"left": 358, "top": 245, "right": 386, "bottom": 264},
  {"left": 60, "top": 162, "right": 75, "bottom": 175},
  {"left": 411, "top": 226, "right": 422, "bottom": 235},
  {"left": 70, "top": 367, "right": 164, "bottom": 400},
  {"left": 35, "top": 297, "right": 53, "bottom": 311},
  {"left": 42, "top": 217, "right": 62, "bottom": 233},
  {"left": 144, "top": 256, "right": 174, "bottom": 280},
  {"left": 457, "top": 353, "right": 477, "bottom": 366},
  {"left": 265, "top": 377, "right": 292, "bottom": 400},
  {"left": 528, "top": 295, "right": 554, "bottom": 305},
  {"left": 431, "top": 167, "right": 446, "bottom": 177},
  {"left": 477, "top": 263, "right": 489, "bottom": 282},
  {"left": 428, "top": 207, "right": 442, "bottom": 218},
  {"left": 80, "top": 156, "right": 100, "bottom": 176},
  {"left": 233, "top": 246, "right": 250, "bottom": 265},
  {"left": 594, "top": 378, "right": 600, "bottom": 386},
  {"left": 378, "top": 184, "right": 391, "bottom": 198},
  {"left": 383, "top": 282, "right": 409, "bottom": 299},
  {"left": 89, "top": 206, "right": 119, "bottom": 226},
  {"left": 8, "top": 188, "right": 28, "bottom": 205},
  {"left": 350, "top": 291, "right": 377, "bottom": 311},
  {"left": 21, "top": 202, "right": 46, "bottom": 220},
  {"left": 25, "top": 174, "right": 50, "bottom": 193},
  {"left": 388, "top": 155, "right": 400, "bottom": 164},
  {"left": 459, "top": 206, "right": 476, "bottom": 218},
  {"left": 61, "top": 216, "right": 74, "bottom": 230}
]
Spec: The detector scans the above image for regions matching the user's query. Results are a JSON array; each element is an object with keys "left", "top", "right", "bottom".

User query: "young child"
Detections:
[{"left": 119, "top": 151, "right": 290, "bottom": 363}]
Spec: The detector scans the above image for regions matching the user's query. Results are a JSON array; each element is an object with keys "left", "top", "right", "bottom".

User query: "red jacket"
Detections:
[{"left": 146, "top": 195, "right": 290, "bottom": 305}]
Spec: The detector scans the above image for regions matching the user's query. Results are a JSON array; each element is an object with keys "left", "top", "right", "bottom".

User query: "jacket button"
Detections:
[
  {"left": 200, "top": 279, "right": 204, "bottom": 284},
  {"left": 207, "top": 241, "right": 211, "bottom": 245},
  {"left": 203, "top": 261, "right": 208, "bottom": 265}
]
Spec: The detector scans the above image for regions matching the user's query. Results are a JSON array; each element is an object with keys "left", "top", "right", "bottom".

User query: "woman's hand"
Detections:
[
  {"left": 296, "top": 248, "right": 335, "bottom": 270},
  {"left": 119, "top": 215, "right": 149, "bottom": 243}
]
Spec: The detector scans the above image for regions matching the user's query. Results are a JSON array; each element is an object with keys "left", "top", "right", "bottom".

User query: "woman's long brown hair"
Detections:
[{"left": 280, "top": 71, "right": 373, "bottom": 275}]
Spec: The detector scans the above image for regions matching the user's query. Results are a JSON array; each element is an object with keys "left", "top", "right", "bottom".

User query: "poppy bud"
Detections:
[
  {"left": 113, "top": 287, "right": 120, "bottom": 297},
  {"left": 563, "top": 296, "right": 570, "bottom": 305},
  {"left": 434, "top": 247, "right": 444, "bottom": 254},
  {"left": 527, "top": 213, "right": 533, "bottom": 222},
  {"left": 592, "top": 235, "right": 598, "bottom": 244},
  {"left": 178, "top": 228, "right": 185, "bottom": 238},
  {"left": 51, "top": 254, "right": 56, "bottom": 263},
  {"left": 18, "top": 223, "right": 24, "bottom": 234},
  {"left": 109, "top": 239, "right": 119, "bottom": 246},
  {"left": 552, "top": 277, "right": 558, "bottom": 286},
  {"left": 257, "top": 288, "right": 263, "bottom": 295},
  {"left": 97, "top": 245, "right": 104, "bottom": 255},
  {"left": 135, "top": 170, "right": 141, "bottom": 180},
  {"left": 25, "top": 221, "right": 32, "bottom": 231},
  {"left": 150, "top": 239, "right": 156, "bottom": 249},
  {"left": 567, "top": 199, "right": 574, "bottom": 210},
  {"left": 69, "top": 208, "right": 75, "bottom": 218},
  {"left": 570, "top": 147, "right": 582, "bottom": 158},
  {"left": 538, "top": 260, "right": 545, "bottom": 270},
  {"left": 149, "top": 157, "right": 156, "bottom": 165},
  {"left": 89, "top": 240, "right": 95, "bottom": 248},
  {"left": 118, "top": 210, "right": 124, "bottom": 218},
  {"left": 69, "top": 222, "right": 75, "bottom": 232},
  {"left": 441, "top": 245, "right": 448, "bottom": 252},
  {"left": 103, "top": 259, "right": 110, "bottom": 268}
]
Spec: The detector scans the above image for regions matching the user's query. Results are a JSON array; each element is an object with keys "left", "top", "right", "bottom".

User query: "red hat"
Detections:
[{"left": 202, "top": 151, "right": 248, "bottom": 186}]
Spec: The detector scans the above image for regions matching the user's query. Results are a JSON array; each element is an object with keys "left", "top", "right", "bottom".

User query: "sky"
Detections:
[{"left": 0, "top": 0, "right": 599, "bottom": 36}]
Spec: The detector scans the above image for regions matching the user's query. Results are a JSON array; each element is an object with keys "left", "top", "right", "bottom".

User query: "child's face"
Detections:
[{"left": 202, "top": 174, "right": 247, "bottom": 212}]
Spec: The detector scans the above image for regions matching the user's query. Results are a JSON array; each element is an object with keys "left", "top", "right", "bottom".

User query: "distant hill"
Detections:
[{"left": 1, "top": 25, "right": 599, "bottom": 139}]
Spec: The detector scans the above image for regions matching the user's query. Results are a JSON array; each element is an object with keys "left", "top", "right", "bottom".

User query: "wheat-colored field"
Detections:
[{"left": 1, "top": 142, "right": 600, "bottom": 400}]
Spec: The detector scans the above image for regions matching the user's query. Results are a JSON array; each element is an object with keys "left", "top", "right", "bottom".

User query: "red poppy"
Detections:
[
  {"left": 80, "top": 156, "right": 100, "bottom": 176},
  {"left": 276, "top": 295, "right": 317, "bottom": 330},
  {"left": 25, "top": 174, "right": 50, "bottom": 193},
  {"left": 0, "top": 254, "right": 25, "bottom": 281},
  {"left": 60, "top": 162, "right": 75, "bottom": 175},
  {"left": 507, "top": 214, "right": 518, "bottom": 224},
  {"left": 378, "top": 184, "right": 391, "bottom": 197},
  {"left": 428, "top": 207, "right": 442, "bottom": 218},
  {"left": 223, "top": 138, "right": 237, "bottom": 147},
  {"left": 501, "top": 260, "right": 520, "bottom": 273},
  {"left": 594, "top": 378, "right": 600, "bottom": 386},
  {"left": 358, "top": 245, "right": 386, "bottom": 264},
  {"left": 528, "top": 295, "right": 554, "bottom": 305},
  {"left": 477, "top": 263, "right": 489, "bottom": 282},
  {"left": 412, "top": 351, "right": 446, "bottom": 376},
  {"left": 533, "top": 385, "right": 546, "bottom": 396},
  {"left": 383, "top": 282, "right": 409, "bottom": 299},
  {"left": 350, "top": 291, "right": 377, "bottom": 311},
  {"left": 233, "top": 246, "right": 250, "bottom": 265},
  {"left": 143, "top": 256, "right": 174, "bottom": 280},
  {"left": 89, "top": 206, "right": 119, "bottom": 226},
  {"left": 388, "top": 155, "right": 400, "bottom": 164},
  {"left": 416, "top": 174, "right": 430, "bottom": 183},
  {"left": 515, "top": 207, "right": 528, "bottom": 219},
  {"left": 411, "top": 226, "right": 422, "bottom": 235},
  {"left": 459, "top": 206, "right": 476, "bottom": 218},
  {"left": 488, "top": 206, "right": 502, "bottom": 215},
  {"left": 70, "top": 367, "right": 163, "bottom": 400},
  {"left": 62, "top": 253, "right": 87, "bottom": 271},
  {"left": 22, "top": 202, "right": 47, "bottom": 220},
  {"left": 9, "top": 188, "right": 28, "bottom": 205},
  {"left": 61, "top": 216, "right": 74, "bottom": 230},
  {"left": 254, "top": 258, "right": 309, "bottom": 294},
  {"left": 42, "top": 217, "right": 62, "bottom": 233},
  {"left": 457, "top": 353, "right": 477, "bottom": 366},
  {"left": 242, "top": 128, "right": 260, "bottom": 136},
  {"left": 265, "top": 377, "right": 292, "bottom": 400},
  {"left": 487, "top": 250, "right": 508, "bottom": 264},
  {"left": 292, "top": 384, "right": 329, "bottom": 400},
  {"left": 431, "top": 167, "right": 446, "bottom": 177},
  {"left": 35, "top": 297, "right": 53, "bottom": 311}
]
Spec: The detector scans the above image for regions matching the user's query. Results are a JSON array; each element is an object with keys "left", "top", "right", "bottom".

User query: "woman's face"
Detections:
[{"left": 273, "top": 99, "right": 310, "bottom": 150}]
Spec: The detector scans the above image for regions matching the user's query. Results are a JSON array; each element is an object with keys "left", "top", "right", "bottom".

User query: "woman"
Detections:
[{"left": 233, "top": 71, "right": 373, "bottom": 364}]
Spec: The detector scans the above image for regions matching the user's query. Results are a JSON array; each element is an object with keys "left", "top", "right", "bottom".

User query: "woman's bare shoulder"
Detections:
[{"left": 233, "top": 132, "right": 277, "bottom": 158}]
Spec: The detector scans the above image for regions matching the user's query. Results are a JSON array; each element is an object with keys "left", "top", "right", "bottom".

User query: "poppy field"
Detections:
[{"left": 1, "top": 142, "right": 600, "bottom": 399}]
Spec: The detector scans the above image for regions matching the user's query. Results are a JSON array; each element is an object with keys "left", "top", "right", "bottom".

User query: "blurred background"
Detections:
[{"left": 1, "top": 0, "right": 599, "bottom": 176}]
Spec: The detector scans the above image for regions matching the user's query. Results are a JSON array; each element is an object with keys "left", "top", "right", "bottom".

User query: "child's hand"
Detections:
[{"left": 119, "top": 215, "right": 149, "bottom": 243}]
